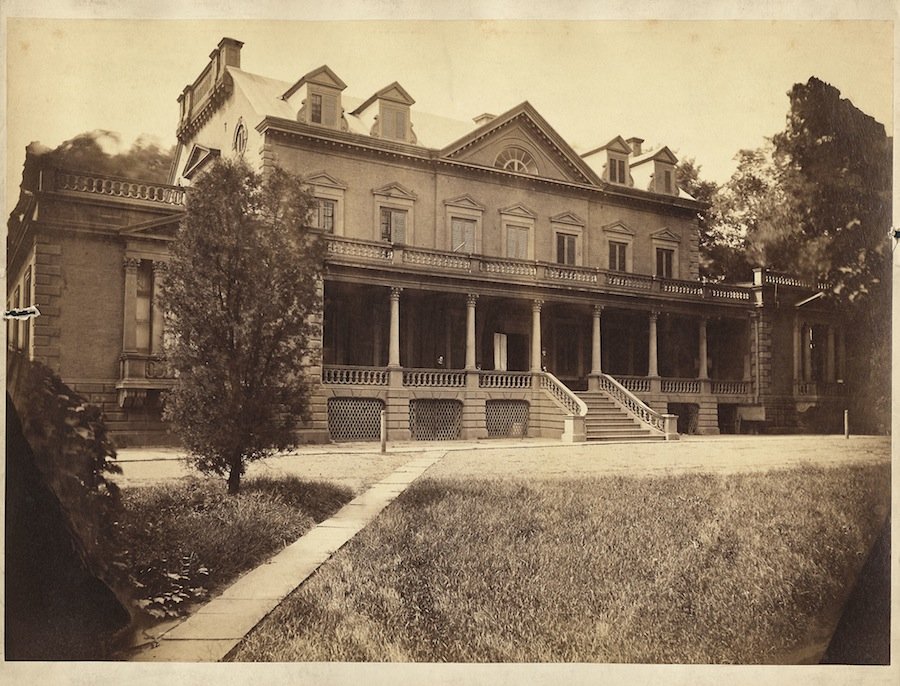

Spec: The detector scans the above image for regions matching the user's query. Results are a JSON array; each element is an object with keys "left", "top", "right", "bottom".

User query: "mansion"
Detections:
[{"left": 6, "top": 38, "right": 845, "bottom": 446}]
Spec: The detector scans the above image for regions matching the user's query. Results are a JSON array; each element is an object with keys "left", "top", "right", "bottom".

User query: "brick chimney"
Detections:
[
  {"left": 627, "top": 137, "right": 644, "bottom": 156},
  {"left": 218, "top": 37, "right": 243, "bottom": 69}
]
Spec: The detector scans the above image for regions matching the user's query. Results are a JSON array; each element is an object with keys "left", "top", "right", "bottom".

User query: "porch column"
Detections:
[
  {"left": 792, "top": 315, "right": 801, "bottom": 383},
  {"left": 698, "top": 317, "right": 708, "bottom": 380},
  {"left": 465, "top": 294, "right": 478, "bottom": 370},
  {"left": 591, "top": 304, "right": 603, "bottom": 375},
  {"left": 151, "top": 261, "right": 166, "bottom": 355},
  {"left": 648, "top": 310, "right": 659, "bottom": 377},
  {"left": 826, "top": 325, "right": 836, "bottom": 382},
  {"left": 803, "top": 324, "right": 813, "bottom": 382},
  {"left": 122, "top": 257, "right": 140, "bottom": 352},
  {"left": 743, "top": 316, "right": 752, "bottom": 381},
  {"left": 837, "top": 327, "right": 846, "bottom": 380},
  {"left": 531, "top": 300, "right": 543, "bottom": 372},
  {"left": 388, "top": 287, "right": 401, "bottom": 368}
]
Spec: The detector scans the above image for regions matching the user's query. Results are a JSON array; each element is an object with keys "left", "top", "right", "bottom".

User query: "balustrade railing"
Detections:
[
  {"left": 321, "top": 236, "right": 762, "bottom": 303},
  {"left": 322, "top": 365, "right": 389, "bottom": 386},
  {"left": 661, "top": 378, "right": 702, "bottom": 394},
  {"left": 479, "top": 371, "right": 533, "bottom": 389},
  {"left": 540, "top": 372, "right": 588, "bottom": 417},
  {"left": 402, "top": 369, "right": 466, "bottom": 387},
  {"left": 613, "top": 375, "right": 651, "bottom": 392},
  {"left": 598, "top": 374, "right": 665, "bottom": 432},
  {"left": 327, "top": 237, "right": 393, "bottom": 261},
  {"left": 480, "top": 258, "right": 538, "bottom": 277},
  {"left": 795, "top": 381, "right": 845, "bottom": 397},
  {"left": 403, "top": 248, "right": 471, "bottom": 270},
  {"left": 55, "top": 169, "right": 185, "bottom": 205},
  {"left": 711, "top": 380, "right": 753, "bottom": 395}
]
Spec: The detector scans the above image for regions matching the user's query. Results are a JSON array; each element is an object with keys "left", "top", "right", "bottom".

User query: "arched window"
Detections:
[
  {"left": 233, "top": 120, "right": 248, "bottom": 155},
  {"left": 494, "top": 147, "right": 537, "bottom": 174}
]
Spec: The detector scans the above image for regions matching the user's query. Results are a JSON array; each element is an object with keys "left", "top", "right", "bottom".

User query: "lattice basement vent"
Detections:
[
  {"left": 485, "top": 400, "right": 530, "bottom": 438},
  {"left": 328, "top": 397, "right": 384, "bottom": 441},
  {"left": 409, "top": 399, "right": 462, "bottom": 441}
]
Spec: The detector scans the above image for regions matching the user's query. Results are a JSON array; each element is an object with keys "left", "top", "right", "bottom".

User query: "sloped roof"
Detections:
[{"left": 631, "top": 146, "right": 679, "bottom": 166}]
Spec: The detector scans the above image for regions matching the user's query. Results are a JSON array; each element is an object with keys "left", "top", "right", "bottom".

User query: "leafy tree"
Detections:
[
  {"left": 162, "top": 159, "right": 326, "bottom": 493},
  {"left": 770, "top": 78, "right": 891, "bottom": 433},
  {"left": 39, "top": 130, "right": 175, "bottom": 182},
  {"left": 677, "top": 156, "right": 754, "bottom": 282}
]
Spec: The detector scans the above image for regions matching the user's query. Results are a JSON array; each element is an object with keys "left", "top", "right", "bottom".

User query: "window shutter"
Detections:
[
  {"left": 395, "top": 109, "right": 407, "bottom": 140},
  {"left": 618, "top": 159, "right": 626, "bottom": 184},
  {"left": 380, "top": 208, "right": 392, "bottom": 242},
  {"left": 323, "top": 94, "right": 337, "bottom": 127},
  {"left": 392, "top": 210, "right": 406, "bottom": 244}
]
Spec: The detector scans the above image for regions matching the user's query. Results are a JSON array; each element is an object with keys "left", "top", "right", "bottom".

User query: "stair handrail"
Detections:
[
  {"left": 598, "top": 373, "right": 665, "bottom": 432},
  {"left": 540, "top": 372, "right": 588, "bottom": 417}
]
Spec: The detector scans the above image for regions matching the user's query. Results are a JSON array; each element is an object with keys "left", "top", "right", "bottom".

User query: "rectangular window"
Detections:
[
  {"left": 609, "top": 241, "right": 628, "bottom": 272},
  {"left": 136, "top": 260, "right": 152, "bottom": 352},
  {"left": 618, "top": 159, "right": 626, "bottom": 184},
  {"left": 556, "top": 233, "right": 577, "bottom": 266},
  {"left": 23, "top": 268, "right": 32, "bottom": 355},
  {"left": 664, "top": 170, "right": 673, "bottom": 193},
  {"left": 310, "top": 93, "right": 323, "bottom": 124},
  {"left": 610, "top": 157, "right": 627, "bottom": 183},
  {"left": 506, "top": 225, "right": 530, "bottom": 260},
  {"left": 656, "top": 248, "right": 674, "bottom": 279},
  {"left": 381, "top": 107, "right": 407, "bottom": 141},
  {"left": 451, "top": 218, "right": 476, "bottom": 253},
  {"left": 316, "top": 198, "right": 335, "bottom": 233},
  {"left": 380, "top": 207, "right": 407, "bottom": 243},
  {"left": 322, "top": 94, "right": 337, "bottom": 127},
  {"left": 12, "top": 286, "right": 20, "bottom": 349}
]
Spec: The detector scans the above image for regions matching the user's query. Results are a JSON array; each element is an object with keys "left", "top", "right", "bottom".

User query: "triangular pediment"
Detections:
[
  {"left": 632, "top": 146, "right": 679, "bottom": 167},
  {"left": 444, "top": 194, "right": 485, "bottom": 211},
  {"left": 182, "top": 144, "right": 220, "bottom": 180},
  {"left": 305, "top": 170, "right": 347, "bottom": 189},
  {"left": 119, "top": 212, "right": 184, "bottom": 241},
  {"left": 550, "top": 211, "right": 585, "bottom": 226},
  {"left": 440, "top": 102, "right": 601, "bottom": 186},
  {"left": 603, "top": 221, "right": 635, "bottom": 236},
  {"left": 282, "top": 65, "right": 347, "bottom": 99},
  {"left": 651, "top": 227, "right": 681, "bottom": 242},
  {"left": 372, "top": 182, "right": 417, "bottom": 200},
  {"left": 499, "top": 203, "right": 537, "bottom": 219},
  {"left": 352, "top": 81, "right": 416, "bottom": 115},
  {"left": 586, "top": 136, "right": 632, "bottom": 157}
]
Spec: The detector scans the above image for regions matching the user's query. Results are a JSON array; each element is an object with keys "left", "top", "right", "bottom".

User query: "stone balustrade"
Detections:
[
  {"left": 55, "top": 169, "right": 186, "bottom": 206},
  {"left": 402, "top": 369, "right": 466, "bottom": 387},
  {"left": 322, "top": 365, "right": 389, "bottom": 386}
]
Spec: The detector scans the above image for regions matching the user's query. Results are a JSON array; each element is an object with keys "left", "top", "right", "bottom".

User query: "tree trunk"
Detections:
[{"left": 227, "top": 457, "right": 242, "bottom": 494}]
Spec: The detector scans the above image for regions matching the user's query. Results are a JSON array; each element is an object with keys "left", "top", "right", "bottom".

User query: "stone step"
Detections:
[{"left": 585, "top": 433, "right": 666, "bottom": 442}]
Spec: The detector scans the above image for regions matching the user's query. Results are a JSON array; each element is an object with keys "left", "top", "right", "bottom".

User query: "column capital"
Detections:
[
  {"left": 123, "top": 256, "right": 141, "bottom": 271},
  {"left": 532, "top": 299, "right": 544, "bottom": 313},
  {"left": 151, "top": 260, "right": 168, "bottom": 275},
  {"left": 592, "top": 304, "right": 604, "bottom": 317},
  {"left": 466, "top": 293, "right": 479, "bottom": 307},
  {"left": 649, "top": 309, "right": 659, "bottom": 322},
  {"left": 390, "top": 286, "right": 403, "bottom": 301}
]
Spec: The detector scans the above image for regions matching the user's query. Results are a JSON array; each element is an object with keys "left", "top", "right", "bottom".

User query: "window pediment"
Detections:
[
  {"left": 651, "top": 227, "right": 681, "bottom": 243},
  {"left": 372, "top": 182, "right": 417, "bottom": 200},
  {"left": 550, "top": 211, "right": 585, "bottom": 227},
  {"left": 602, "top": 221, "right": 635, "bottom": 236},
  {"left": 444, "top": 194, "right": 485, "bottom": 211},
  {"left": 305, "top": 171, "right": 347, "bottom": 189},
  {"left": 499, "top": 203, "right": 537, "bottom": 219},
  {"left": 182, "top": 144, "right": 220, "bottom": 180}
]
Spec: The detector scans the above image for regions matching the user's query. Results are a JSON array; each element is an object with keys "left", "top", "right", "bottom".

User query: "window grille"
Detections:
[
  {"left": 327, "top": 397, "right": 384, "bottom": 441},
  {"left": 409, "top": 399, "right": 462, "bottom": 441},
  {"left": 485, "top": 400, "right": 530, "bottom": 437}
]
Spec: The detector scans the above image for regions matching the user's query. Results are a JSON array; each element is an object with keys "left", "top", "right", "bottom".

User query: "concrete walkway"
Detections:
[{"left": 130, "top": 452, "right": 445, "bottom": 662}]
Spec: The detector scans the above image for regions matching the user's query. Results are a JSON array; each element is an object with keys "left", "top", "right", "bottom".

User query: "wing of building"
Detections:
[{"left": 6, "top": 37, "right": 846, "bottom": 446}]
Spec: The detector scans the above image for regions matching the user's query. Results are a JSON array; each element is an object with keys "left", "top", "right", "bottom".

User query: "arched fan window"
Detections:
[
  {"left": 233, "top": 120, "right": 248, "bottom": 155},
  {"left": 495, "top": 147, "right": 537, "bottom": 174}
]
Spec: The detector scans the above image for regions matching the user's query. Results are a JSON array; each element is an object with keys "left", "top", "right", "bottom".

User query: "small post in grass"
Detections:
[
  {"left": 380, "top": 409, "right": 387, "bottom": 453},
  {"left": 844, "top": 409, "right": 849, "bottom": 439}
]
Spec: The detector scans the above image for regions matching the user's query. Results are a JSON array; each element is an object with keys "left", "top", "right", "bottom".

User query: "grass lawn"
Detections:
[
  {"left": 113, "top": 476, "right": 353, "bottom": 629},
  {"left": 231, "top": 462, "right": 889, "bottom": 663}
]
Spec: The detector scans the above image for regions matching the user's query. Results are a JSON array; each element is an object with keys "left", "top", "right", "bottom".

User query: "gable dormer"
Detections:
[
  {"left": 630, "top": 146, "right": 679, "bottom": 196},
  {"left": 351, "top": 82, "right": 417, "bottom": 144},
  {"left": 282, "top": 65, "right": 348, "bottom": 131},
  {"left": 580, "top": 136, "right": 633, "bottom": 186}
]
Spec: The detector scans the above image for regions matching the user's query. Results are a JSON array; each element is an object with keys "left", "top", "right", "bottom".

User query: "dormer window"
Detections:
[
  {"left": 609, "top": 156, "right": 627, "bottom": 184},
  {"left": 352, "top": 82, "right": 417, "bottom": 144},
  {"left": 281, "top": 65, "right": 347, "bottom": 131},
  {"left": 495, "top": 147, "right": 536, "bottom": 174},
  {"left": 381, "top": 104, "right": 408, "bottom": 141}
]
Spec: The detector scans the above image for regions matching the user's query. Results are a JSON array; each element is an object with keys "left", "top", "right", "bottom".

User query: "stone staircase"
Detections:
[{"left": 578, "top": 391, "right": 667, "bottom": 441}]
